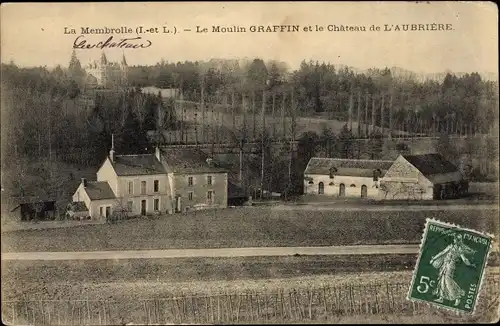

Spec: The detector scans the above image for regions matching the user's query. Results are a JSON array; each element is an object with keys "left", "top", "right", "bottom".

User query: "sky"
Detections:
[{"left": 1, "top": 2, "right": 498, "bottom": 75}]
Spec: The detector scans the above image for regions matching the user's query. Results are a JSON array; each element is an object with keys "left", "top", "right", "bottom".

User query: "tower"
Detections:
[
  {"left": 99, "top": 52, "right": 109, "bottom": 86},
  {"left": 109, "top": 134, "right": 115, "bottom": 162},
  {"left": 120, "top": 52, "right": 128, "bottom": 85}
]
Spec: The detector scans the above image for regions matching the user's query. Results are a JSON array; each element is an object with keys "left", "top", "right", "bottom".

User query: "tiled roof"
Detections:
[
  {"left": 159, "top": 148, "right": 227, "bottom": 174},
  {"left": 111, "top": 154, "right": 166, "bottom": 176},
  {"left": 83, "top": 181, "right": 116, "bottom": 201},
  {"left": 403, "top": 154, "right": 459, "bottom": 176},
  {"left": 305, "top": 158, "right": 393, "bottom": 177}
]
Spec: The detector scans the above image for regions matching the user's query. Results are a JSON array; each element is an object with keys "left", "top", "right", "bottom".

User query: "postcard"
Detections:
[{"left": 1, "top": 2, "right": 498, "bottom": 324}]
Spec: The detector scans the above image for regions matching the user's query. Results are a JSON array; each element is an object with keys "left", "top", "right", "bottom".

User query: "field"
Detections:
[
  {"left": 2, "top": 258, "right": 499, "bottom": 324},
  {"left": 2, "top": 207, "right": 498, "bottom": 252}
]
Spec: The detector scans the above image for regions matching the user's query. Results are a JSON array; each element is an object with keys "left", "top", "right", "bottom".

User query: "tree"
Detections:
[
  {"left": 367, "top": 130, "right": 384, "bottom": 159},
  {"left": 319, "top": 125, "right": 338, "bottom": 157},
  {"left": 337, "top": 124, "right": 354, "bottom": 159},
  {"left": 268, "top": 63, "right": 281, "bottom": 89},
  {"left": 68, "top": 50, "right": 85, "bottom": 84},
  {"left": 118, "top": 111, "right": 150, "bottom": 155},
  {"left": 246, "top": 58, "right": 268, "bottom": 90},
  {"left": 436, "top": 132, "right": 458, "bottom": 164},
  {"left": 296, "top": 131, "right": 319, "bottom": 169}
]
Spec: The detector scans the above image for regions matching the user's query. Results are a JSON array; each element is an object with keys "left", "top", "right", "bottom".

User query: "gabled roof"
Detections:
[
  {"left": 304, "top": 158, "right": 393, "bottom": 177},
  {"left": 402, "top": 154, "right": 458, "bottom": 176},
  {"left": 83, "top": 181, "right": 116, "bottom": 201},
  {"left": 111, "top": 154, "right": 166, "bottom": 176},
  {"left": 158, "top": 148, "right": 227, "bottom": 174}
]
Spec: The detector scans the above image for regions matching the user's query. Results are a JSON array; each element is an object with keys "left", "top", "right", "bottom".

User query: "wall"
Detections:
[
  {"left": 89, "top": 198, "right": 117, "bottom": 220},
  {"left": 173, "top": 172, "right": 228, "bottom": 210},
  {"left": 116, "top": 174, "right": 171, "bottom": 215},
  {"left": 96, "top": 158, "right": 118, "bottom": 195},
  {"left": 380, "top": 156, "right": 433, "bottom": 200},
  {"left": 72, "top": 183, "right": 91, "bottom": 210},
  {"left": 120, "top": 195, "right": 171, "bottom": 216},
  {"left": 303, "top": 174, "right": 380, "bottom": 199}
]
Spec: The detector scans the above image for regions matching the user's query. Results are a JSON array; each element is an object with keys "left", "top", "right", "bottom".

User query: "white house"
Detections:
[
  {"left": 303, "top": 158, "right": 393, "bottom": 199},
  {"left": 381, "top": 153, "right": 467, "bottom": 200},
  {"left": 71, "top": 141, "right": 228, "bottom": 220}
]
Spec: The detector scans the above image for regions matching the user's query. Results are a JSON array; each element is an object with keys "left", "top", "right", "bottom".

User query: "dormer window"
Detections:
[{"left": 329, "top": 167, "right": 337, "bottom": 179}]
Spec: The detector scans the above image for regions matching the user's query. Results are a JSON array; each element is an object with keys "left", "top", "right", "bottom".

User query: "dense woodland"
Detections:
[{"left": 1, "top": 55, "right": 498, "bottom": 199}]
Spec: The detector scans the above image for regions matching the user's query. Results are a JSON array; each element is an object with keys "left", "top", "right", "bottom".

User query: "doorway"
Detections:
[
  {"left": 141, "top": 200, "right": 147, "bottom": 215},
  {"left": 339, "top": 183, "right": 346, "bottom": 197},
  {"left": 176, "top": 196, "right": 182, "bottom": 213},
  {"left": 361, "top": 185, "right": 367, "bottom": 198}
]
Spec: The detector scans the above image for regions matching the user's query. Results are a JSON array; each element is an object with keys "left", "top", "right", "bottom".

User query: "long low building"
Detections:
[
  {"left": 304, "top": 153, "right": 468, "bottom": 200},
  {"left": 304, "top": 158, "right": 393, "bottom": 199}
]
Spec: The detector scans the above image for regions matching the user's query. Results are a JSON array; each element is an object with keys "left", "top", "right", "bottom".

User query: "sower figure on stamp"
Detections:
[{"left": 430, "top": 233, "right": 477, "bottom": 306}]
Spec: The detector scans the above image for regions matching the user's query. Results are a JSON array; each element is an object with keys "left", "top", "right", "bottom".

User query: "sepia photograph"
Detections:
[{"left": 1, "top": 1, "right": 498, "bottom": 324}]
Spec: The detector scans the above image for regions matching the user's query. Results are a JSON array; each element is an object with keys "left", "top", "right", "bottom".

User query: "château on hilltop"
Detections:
[{"left": 68, "top": 50, "right": 128, "bottom": 88}]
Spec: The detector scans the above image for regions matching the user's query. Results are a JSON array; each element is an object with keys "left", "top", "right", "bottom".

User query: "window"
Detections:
[
  {"left": 188, "top": 176, "right": 193, "bottom": 186},
  {"left": 207, "top": 176, "right": 212, "bottom": 185},
  {"left": 154, "top": 198, "right": 160, "bottom": 211},
  {"left": 99, "top": 207, "right": 104, "bottom": 217},
  {"left": 127, "top": 201, "right": 133, "bottom": 211},
  {"left": 318, "top": 182, "right": 325, "bottom": 194},
  {"left": 207, "top": 191, "right": 213, "bottom": 200},
  {"left": 188, "top": 192, "right": 193, "bottom": 201},
  {"left": 128, "top": 181, "right": 133, "bottom": 195},
  {"left": 141, "top": 181, "right": 147, "bottom": 195},
  {"left": 154, "top": 180, "right": 159, "bottom": 192}
]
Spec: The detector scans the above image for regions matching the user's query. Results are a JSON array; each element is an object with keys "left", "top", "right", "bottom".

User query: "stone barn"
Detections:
[
  {"left": 380, "top": 153, "right": 468, "bottom": 200},
  {"left": 304, "top": 158, "right": 393, "bottom": 199}
]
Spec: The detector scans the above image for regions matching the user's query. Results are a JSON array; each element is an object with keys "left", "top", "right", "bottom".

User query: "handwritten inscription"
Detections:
[{"left": 73, "top": 35, "right": 152, "bottom": 49}]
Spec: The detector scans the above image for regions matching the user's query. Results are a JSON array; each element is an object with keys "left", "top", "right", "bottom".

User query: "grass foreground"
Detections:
[{"left": 2, "top": 207, "right": 498, "bottom": 252}]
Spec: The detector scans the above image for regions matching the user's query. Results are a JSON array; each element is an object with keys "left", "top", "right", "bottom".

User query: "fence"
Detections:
[{"left": 3, "top": 280, "right": 499, "bottom": 325}]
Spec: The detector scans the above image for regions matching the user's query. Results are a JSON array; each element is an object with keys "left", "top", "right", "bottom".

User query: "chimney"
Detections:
[
  {"left": 81, "top": 178, "right": 87, "bottom": 187},
  {"left": 155, "top": 146, "right": 161, "bottom": 161},
  {"left": 109, "top": 134, "right": 115, "bottom": 162}
]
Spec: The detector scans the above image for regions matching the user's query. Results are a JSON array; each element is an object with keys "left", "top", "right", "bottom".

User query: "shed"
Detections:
[{"left": 9, "top": 197, "right": 57, "bottom": 221}]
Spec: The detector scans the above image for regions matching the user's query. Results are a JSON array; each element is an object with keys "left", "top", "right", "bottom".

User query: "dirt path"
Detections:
[{"left": 2, "top": 244, "right": 421, "bottom": 260}]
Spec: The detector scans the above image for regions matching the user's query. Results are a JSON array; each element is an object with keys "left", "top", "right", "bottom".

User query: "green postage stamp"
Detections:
[{"left": 407, "top": 218, "right": 494, "bottom": 314}]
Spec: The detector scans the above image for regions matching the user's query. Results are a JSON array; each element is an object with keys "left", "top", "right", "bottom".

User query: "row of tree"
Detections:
[{"left": 120, "top": 58, "right": 498, "bottom": 137}]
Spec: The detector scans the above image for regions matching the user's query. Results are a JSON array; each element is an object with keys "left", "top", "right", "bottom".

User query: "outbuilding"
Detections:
[
  {"left": 9, "top": 197, "right": 57, "bottom": 221},
  {"left": 380, "top": 153, "right": 467, "bottom": 200}
]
